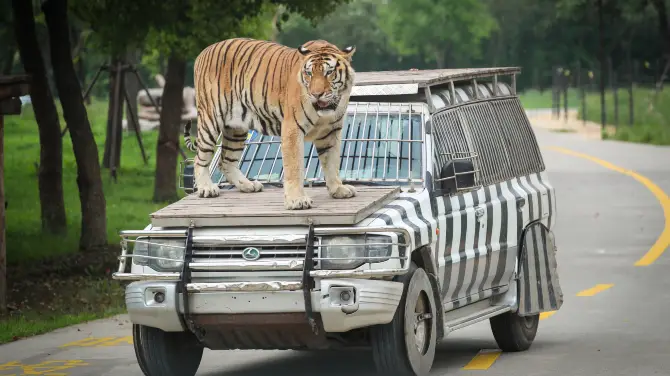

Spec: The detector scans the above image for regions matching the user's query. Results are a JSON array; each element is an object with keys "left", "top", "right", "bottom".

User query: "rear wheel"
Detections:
[
  {"left": 489, "top": 311, "right": 539, "bottom": 352},
  {"left": 132, "top": 324, "right": 204, "bottom": 376},
  {"left": 370, "top": 263, "right": 437, "bottom": 376}
]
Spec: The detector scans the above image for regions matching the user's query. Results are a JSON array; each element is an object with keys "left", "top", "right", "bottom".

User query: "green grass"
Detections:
[
  {"left": 0, "top": 277, "right": 126, "bottom": 344},
  {"left": 0, "top": 308, "right": 125, "bottom": 344},
  {"left": 4, "top": 98, "right": 182, "bottom": 263},
  {"left": 518, "top": 88, "right": 580, "bottom": 109},
  {"left": 579, "top": 87, "right": 670, "bottom": 145},
  {"left": 1, "top": 97, "right": 187, "bottom": 342}
]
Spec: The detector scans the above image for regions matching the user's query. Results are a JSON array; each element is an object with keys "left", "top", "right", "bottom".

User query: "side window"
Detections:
[
  {"left": 489, "top": 98, "right": 545, "bottom": 176},
  {"left": 431, "top": 100, "right": 516, "bottom": 196},
  {"left": 458, "top": 102, "right": 514, "bottom": 186}
]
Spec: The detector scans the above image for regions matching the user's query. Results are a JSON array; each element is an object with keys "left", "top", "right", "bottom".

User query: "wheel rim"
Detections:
[
  {"left": 522, "top": 315, "right": 536, "bottom": 329},
  {"left": 413, "top": 291, "right": 431, "bottom": 355}
]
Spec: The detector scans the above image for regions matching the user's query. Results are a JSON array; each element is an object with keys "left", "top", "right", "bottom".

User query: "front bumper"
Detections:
[
  {"left": 125, "top": 278, "right": 404, "bottom": 333},
  {"left": 114, "top": 224, "right": 411, "bottom": 337}
]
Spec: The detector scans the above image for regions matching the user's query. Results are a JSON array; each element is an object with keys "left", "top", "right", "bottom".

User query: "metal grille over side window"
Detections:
[
  {"left": 490, "top": 98, "right": 545, "bottom": 176},
  {"left": 459, "top": 102, "right": 514, "bottom": 186}
]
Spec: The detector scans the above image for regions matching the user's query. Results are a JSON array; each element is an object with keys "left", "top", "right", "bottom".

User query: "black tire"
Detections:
[
  {"left": 370, "top": 263, "right": 437, "bottom": 376},
  {"left": 133, "top": 324, "right": 204, "bottom": 376},
  {"left": 489, "top": 311, "right": 539, "bottom": 352}
]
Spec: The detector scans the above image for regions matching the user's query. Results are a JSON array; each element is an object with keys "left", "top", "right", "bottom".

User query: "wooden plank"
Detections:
[
  {"left": 0, "top": 74, "right": 31, "bottom": 101},
  {"left": 150, "top": 186, "right": 401, "bottom": 227},
  {"left": 0, "top": 98, "right": 22, "bottom": 116}
]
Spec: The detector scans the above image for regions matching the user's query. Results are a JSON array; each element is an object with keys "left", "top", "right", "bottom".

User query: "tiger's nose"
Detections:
[{"left": 313, "top": 92, "right": 325, "bottom": 99}]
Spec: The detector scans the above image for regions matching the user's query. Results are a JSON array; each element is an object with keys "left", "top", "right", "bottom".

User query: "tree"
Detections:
[
  {"left": 69, "top": 0, "right": 165, "bottom": 170},
  {"left": 12, "top": 0, "right": 68, "bottom": 235},
  {"left": 376, "top": 0, "right": 497, "bottom": 68},
  {"left": 43, "top": 0, "right": 107, "bottom": 251},
  {"left": 277, "top": 0, "right": 422, "bottom": 72}
]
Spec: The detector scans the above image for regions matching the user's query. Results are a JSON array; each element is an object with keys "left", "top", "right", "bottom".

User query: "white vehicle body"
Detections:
[{"left": 114, "top": 67, "right": 563, "bottom": 376}]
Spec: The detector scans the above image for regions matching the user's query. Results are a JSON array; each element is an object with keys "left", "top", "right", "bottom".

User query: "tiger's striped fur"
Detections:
[{"left": 185, "top": 38, "right": 357, "bottom": 210}]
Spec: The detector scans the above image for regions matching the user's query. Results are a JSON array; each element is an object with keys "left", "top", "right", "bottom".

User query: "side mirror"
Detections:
[{"left": 438, "top": 159, "right": 477, "bottom": 195}]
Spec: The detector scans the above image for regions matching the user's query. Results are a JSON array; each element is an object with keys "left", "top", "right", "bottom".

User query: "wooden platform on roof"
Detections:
[
  {"left": 354, "top": 67, "right": 520, "bottom": 87},
  {"left": 150, "top": 186, "right": 401, "bottom": 227}
]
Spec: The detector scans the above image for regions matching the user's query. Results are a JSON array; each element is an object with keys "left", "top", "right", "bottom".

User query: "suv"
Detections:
[{"left": 113, "top": 67, "right": 563, "bottom": 376}]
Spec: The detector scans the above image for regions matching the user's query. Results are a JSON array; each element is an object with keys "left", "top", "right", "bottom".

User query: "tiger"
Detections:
[{"left": 183, "top": 38, "right": 357, "bottom": 210}]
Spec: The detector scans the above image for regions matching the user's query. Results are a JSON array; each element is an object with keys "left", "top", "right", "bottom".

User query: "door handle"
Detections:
[{"left": 475, "top": 206, "right": 485, "bottom": 218}]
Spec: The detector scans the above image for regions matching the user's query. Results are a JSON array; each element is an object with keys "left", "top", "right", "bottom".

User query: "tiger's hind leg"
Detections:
[
  {"left": 218, "top": 127, "right": 263, "bottom": 193},
  {"left": 193, "top": 112, "right": 220, "bottom": 198}
]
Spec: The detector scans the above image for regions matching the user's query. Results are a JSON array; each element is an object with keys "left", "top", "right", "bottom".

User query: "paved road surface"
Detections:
[{"left": 2, "top": 125, "right": 670, "bottom": 376}]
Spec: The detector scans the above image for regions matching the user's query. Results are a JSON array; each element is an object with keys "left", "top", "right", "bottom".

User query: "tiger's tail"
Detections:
[{"left": 183, "top": 120, "right": 197, "bottom": 152}]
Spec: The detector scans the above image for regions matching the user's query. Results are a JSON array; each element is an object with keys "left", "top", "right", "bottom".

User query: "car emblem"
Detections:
[{"left": 241, "top": 247, "right": 261, "bottom": 261}]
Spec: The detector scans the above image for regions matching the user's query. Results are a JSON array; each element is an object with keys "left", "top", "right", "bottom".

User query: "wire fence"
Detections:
[{"left": 531, "top": 58, "right": 669, "bottom": 130}]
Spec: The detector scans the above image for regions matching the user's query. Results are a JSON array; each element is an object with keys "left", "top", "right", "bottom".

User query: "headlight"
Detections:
[
  {"left": 132, "top": 237, "right": 185, "bottom": 272},
  {"left": 320, "top": 235, "right": 392, "bottom": 270}
]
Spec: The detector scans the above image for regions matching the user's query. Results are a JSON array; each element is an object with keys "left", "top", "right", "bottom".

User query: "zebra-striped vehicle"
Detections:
[{"left": 113, "top": 67, "right": 563, "bottom": 376}]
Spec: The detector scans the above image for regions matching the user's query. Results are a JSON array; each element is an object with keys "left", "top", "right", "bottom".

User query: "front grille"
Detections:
[{"left": 191, "top": 240, "right": 320, "bottom": 268}]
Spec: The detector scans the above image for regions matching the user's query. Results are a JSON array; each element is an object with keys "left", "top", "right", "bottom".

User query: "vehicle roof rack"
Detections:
[{"left": 353, "top": 67, "right": 520, "bottom": 88}]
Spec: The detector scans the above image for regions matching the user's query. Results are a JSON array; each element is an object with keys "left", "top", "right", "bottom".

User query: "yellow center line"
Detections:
[
  {"left": 539, "top": 310, "right": 557, "bottom": 320},
  {"left": 546, "top": 146, "right": 670, "bottom": 266},
  {"left": 462, "top": 349, "right": 502, "bottom": 370},
  {"left": 576, "top": 283, "right": 614, "bottom": 297}
]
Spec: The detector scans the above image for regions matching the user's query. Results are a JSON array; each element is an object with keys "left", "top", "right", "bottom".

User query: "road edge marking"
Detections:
[
  {"left": 546, "top": 146, "right": 670, "bottom": 266},
  {"left": 462, "top": 349, "right": 502, "bottom": 370},
  {"left": 576, "top": 283, "right": 614, "bottom": 297},
  {"left": 539, "top": 311, "right": 557, "bottom": 320}
]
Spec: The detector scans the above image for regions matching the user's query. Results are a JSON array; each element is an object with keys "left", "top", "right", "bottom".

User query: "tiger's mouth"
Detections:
[{"left": 313, "top": 100, "right": 338, "bottom": 112}]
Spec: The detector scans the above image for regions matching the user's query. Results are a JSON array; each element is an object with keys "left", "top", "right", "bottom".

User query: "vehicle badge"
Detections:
[{"left": 241, "top": 247, "right": 261, "bottom": 261}]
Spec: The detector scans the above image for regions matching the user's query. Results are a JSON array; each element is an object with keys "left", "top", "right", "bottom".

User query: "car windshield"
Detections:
[{"left": 211, "top": 103, "right": 426, "bottom": 187}]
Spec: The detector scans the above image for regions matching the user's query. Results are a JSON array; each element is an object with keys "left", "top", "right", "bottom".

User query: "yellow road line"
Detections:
[
  {"left": 540, "top": 311, "right": 557, "bottom": 320},
  {"left": 576, "top": 283, "right": 614, "bottom": 297},
  {"left": 547, "top": 146, "right": 670, "bottom": 266},
  {"left": 462, "top": 349, "right": 502, "bottom": 370}
]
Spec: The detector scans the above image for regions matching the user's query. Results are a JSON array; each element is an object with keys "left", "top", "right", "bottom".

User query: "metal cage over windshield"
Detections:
[{"left": 207, "top": 102, "right": 428, "bottom": 187}]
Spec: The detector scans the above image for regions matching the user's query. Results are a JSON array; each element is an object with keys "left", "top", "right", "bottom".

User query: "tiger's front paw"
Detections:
[
  {"left": 238, "top": 180, "right": 263, "bottom": 193},
  {"left": 284, "top": 194, "right": 313, "bottom": 210},
  {"left": 197, "top": 181, "right": 220, "bottom": 198},
  {"left": 329, "top": 184, "right": 357, "bottom": 199}
]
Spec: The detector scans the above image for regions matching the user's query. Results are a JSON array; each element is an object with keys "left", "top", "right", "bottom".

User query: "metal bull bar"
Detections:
[{"left": 113, "top": 225, "right": 412, "bottom": 336}]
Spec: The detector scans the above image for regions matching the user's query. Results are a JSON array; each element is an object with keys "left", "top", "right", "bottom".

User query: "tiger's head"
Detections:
[{"left": 297, "top": 40, "right": 356, "bottom": 117}]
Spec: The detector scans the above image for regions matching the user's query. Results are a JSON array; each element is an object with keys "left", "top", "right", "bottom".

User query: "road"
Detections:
[{"left": 2, "top": 124, "right": 670, "bottom": 376}]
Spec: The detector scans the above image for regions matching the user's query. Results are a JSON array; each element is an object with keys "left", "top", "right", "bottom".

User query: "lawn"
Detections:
[
  {"left": 579, "top": 86, "right": 670, "bottom": 145},
  {"left": 518, "top": 88, "right": 580, "bottom": 109},
  {"left": 1, "top": 97, "right": 187, "bottom": 343}
]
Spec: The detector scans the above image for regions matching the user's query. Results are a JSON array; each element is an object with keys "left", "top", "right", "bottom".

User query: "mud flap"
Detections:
[{"left": 517, "top": 221, "right": 564, "bottom": 316}]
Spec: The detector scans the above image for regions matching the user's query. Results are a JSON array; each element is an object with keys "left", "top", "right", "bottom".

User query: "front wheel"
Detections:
[
  {"left": 489, "top": 311, "right": 539, "bottom": 352},
  {"left": 370, "top": 263, "right": 437, "bottom": 376},
  {"left": 132, "top": 324, "right": 204, "bottom": 376}
]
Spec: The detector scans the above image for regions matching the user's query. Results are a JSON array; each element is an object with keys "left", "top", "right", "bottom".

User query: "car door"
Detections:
[{"left": 431, "top": 98, "right": 518, "bottom": 310}]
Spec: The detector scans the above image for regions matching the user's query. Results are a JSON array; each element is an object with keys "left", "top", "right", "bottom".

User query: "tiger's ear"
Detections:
[
  {"left": 340, "top": 45, "right": 356, "bottom": 60},
  {"left": 298, "top": 44, "right": 311, "bottom": 55}
]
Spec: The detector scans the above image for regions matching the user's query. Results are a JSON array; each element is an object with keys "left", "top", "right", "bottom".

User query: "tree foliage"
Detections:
[{"left": 376, "top": 0, "right": 498, "bottom": 68}]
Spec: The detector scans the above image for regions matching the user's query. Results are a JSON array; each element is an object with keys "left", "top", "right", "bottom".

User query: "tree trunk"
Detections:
[
  {"left": 598, "top": 0, "right": 606, "bottom": 129},
  {"left": 102, "top": 58, "right": 124, "bottom": 170},
  {"left": 0, "top": 115, "right": 5, "bottom": 313},
  {"left": 650, "top": 0, "right": 670, "bottom": 59},
  {"left": 2, "top": 45, "right": 15, "bottom": 76},
  {"left": 434, "top": 49, "right": 445, "bottom": 69},
  {"left": 153, "top": 55, "right": 185, "bottom": 203},
  {"left": 12, "top": 0, "right": 67, "bottom": 235},
  {"left": 125, "top": 49, "right": 141, "bottom": 133},
  {"left": 42, "top": 0, "right": 108, "bottom": 251}
]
